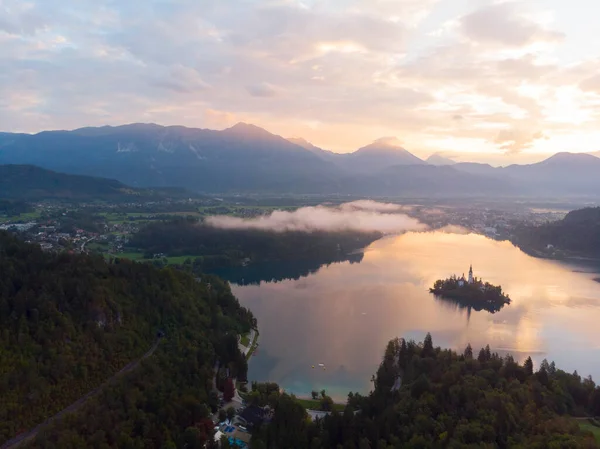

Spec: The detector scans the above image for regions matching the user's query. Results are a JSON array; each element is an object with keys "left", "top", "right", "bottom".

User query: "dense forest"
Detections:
[
  {"left": 513, "top": 207, "right": 600, "bottom": 257},
  {"left": 129, "top": 218, "right": 381, "bottom": 270},
  {"left": 0, "top": 231, "right": 253, "bottom": 448},
  {"left": 0, "top": 199, "right": 33, "bottom": 216},
  {"left": 248, "top": 335, "right": 600, "bottom": 448}
]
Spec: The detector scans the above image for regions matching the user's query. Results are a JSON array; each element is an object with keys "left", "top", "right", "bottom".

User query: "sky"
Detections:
[{"left": 2, "top": 0, "right": 600, "bottom": 164}]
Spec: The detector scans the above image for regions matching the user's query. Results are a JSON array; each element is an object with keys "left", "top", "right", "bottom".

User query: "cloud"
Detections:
[
  {"left": 0, "top": 0, "right": 599, "bottom": 161},
  {"left": 246, "top": 82, "right": 280, "bottom": 98},
  {"left": 580, "top": 75, "right": 600, "bottom": 94},
  {"left": 494, "top": 127, "right": 545, "bottom": 154},
  {"left": 205, "top": 201, "right": 426, "bottom": 234},
  {"left": 460, "top": 2, "right": 564, "bottom": 47},
  {"left": 150, "top": 65, "right": 212, "bottom": 93}
]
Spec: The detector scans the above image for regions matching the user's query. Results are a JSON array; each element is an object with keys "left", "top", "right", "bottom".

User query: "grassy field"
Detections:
[
  {"left": 294, "top": 397, "right": 346, "bottom": 412},
  {"left": 87, "top": 241, "right": 109, "bottom": 251},
  {"left": 111, "top": 252, "right": 199, "bottom": 265},
  {"left": 115, "top": 251, "right": 145, "bottom": 260},
  {"left": 579, "top": 420, "right": 600, "bottom": 444},
  {"left": 0, "top": 211, "right": 42, "bottom": 223},
  {"left": 100, "top": 211, "right": 202, "bottom": 223}
]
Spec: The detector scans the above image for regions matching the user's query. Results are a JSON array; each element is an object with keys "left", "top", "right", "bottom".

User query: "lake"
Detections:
[{"left": 226, "top": 231, "right": 600, "bottom": 400}]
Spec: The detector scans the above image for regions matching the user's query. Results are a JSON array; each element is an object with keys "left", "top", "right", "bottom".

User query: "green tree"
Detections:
[
  {"left": 320, "top": 395, "right": 334, "bottom": 411},
  {"left": 524, "top": 356, "right": 534, "bottom": 376},
  {"left": 422, "top": 332, "right": 434, "bottom": 358},
  {"left": 226, "top": 406, "right": 236, "bottom": 421},
  {"left": 464, "top": 343, "right": 473, "bottom": 360}
]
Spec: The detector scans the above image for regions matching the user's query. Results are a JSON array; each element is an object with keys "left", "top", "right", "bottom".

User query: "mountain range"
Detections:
[{"left": 1, "top": 123, "right": 600, "bottom": 197}]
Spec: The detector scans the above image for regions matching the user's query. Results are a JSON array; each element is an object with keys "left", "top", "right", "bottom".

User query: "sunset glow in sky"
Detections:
[{"left": 2, "top": 0, "right": 600, "bottom": 164}]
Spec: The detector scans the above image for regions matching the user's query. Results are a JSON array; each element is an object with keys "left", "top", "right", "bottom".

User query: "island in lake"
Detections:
[{"left": 430, "top": 265, "right": 511, "bottom": 313}]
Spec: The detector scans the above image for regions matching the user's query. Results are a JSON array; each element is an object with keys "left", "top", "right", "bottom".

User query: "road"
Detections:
[
  {"left": 80, "top": 236, "right": 96, "bottom": 253},
  {"left": 1, "top": 339, "right": 161, "bottom": 449}
]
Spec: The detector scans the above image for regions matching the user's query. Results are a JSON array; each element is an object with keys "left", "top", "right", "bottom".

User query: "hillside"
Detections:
[
  {"left": 0, "top": 124, "right": 340, "bottom": 193},
  {"left": 345, "top": 164, "right": 513, "bottom": 196},
  {"left": 286, "top": 137, "right": 339, "bottom": 162},
  {"left": 454, "top": 153, "right": 600, "bottom": 196},
  {"left": 503, "top": 153, "right": 600, "bottom": 195},
  {"left": 0, "top": 231, "right": 253, "bottom": 447},
  {"left": 513, "top": 207, "right": 600, "bottom": 257},
  {"left": 0, "top": 165, "right": 190, "bottom": 200},
  {"left": 248, "top": 335, "right": 600, "bottom": 448}
]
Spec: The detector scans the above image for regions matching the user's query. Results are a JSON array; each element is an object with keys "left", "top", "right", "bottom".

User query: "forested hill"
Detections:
[
  {"left": 0, "top": 231, "right": 254, "bottom": 448},
  {"left": 128, "top": 218, "right": 381, "bottom": 270},
  {"left": 249, "top": 335, "right": 600, "bottom": 448},
  {"left": 0, "top": 164, "right": 190, "bottom": 200},
  {"left": 513, "top": 207, "right": 600, "bottom": 257}
]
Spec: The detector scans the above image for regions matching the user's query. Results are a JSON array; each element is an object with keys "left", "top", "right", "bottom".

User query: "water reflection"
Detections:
[
  {"left": 214, "top": 253, "right": 364, "bottom": 285},
  {"left": 431, "top": 295, "right": 508, "bottom": 314},
  {"left": 229, "top": 232, "right": 600, "bottom": 400}
]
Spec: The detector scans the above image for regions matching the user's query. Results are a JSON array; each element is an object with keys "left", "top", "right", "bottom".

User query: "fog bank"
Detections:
[{"left": 205, "top": 201, "right": 426, "bottom": 233}]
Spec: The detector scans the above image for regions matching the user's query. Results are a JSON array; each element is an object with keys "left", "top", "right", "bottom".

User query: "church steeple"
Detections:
[{"left": 468, "top": 264, "right": 473, "bottom": 284}]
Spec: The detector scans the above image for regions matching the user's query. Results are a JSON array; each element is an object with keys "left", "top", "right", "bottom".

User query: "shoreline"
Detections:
[
  {"left": 246, "top": 327, "right": 259, "bottom": 360},
  {"left": 292, "top": 393, "right": 346, "bottom": 406}
]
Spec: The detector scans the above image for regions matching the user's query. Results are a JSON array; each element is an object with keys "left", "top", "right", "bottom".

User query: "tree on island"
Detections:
[{"left": 430, "top": 270, "right": 511, "bottom": 313}]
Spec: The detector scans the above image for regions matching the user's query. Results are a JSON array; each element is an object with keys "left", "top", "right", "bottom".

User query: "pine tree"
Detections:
[
  {"left": 524, "top": 357, "right": 534, "bottom": 376},
  {"left": 464, "top": 344, "right": 473, "bottom": 360},
  {"left": 422, "top": 333, "right": 434, "bottom": 358}
]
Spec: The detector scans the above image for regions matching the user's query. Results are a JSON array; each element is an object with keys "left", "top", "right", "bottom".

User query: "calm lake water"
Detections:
[{"left": 227, "top": 232, "right": 600, "bottom": 400}]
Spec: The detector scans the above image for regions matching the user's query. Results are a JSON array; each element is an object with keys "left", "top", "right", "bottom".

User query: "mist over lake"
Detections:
[{"left": 225, "top": 231, "right": 600, "bottom": 400}]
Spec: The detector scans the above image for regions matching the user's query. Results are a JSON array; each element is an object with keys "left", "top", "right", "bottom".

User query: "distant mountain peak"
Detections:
[
  {"left": 370, "top": 136, "right": 403, "bottom": 148},
  {"left": 226, "top": 122, "right": 267, "bottom": 133},
  {"left": 346, "top": 139, "right": 425, "bottom": 171},
  {"left": 228, "top": 121, "right": 255, "bottom": 130},
  {"left": 221, "top": 122, "right": 282, "bottom": 142},
  {"left": 540, "top": 152, "right": 600, "bottom": 166},
  {"left": 427, "top": 153, "right": 456, "bottom": 166}
]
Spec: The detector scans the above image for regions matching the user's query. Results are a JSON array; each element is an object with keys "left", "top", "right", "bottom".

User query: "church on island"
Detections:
[
  {"left": 429, "top": 265, "right": 511, "bottom": 313},
  {"left": 457, "top": 265, "right": 474, "bottom": 287}
]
